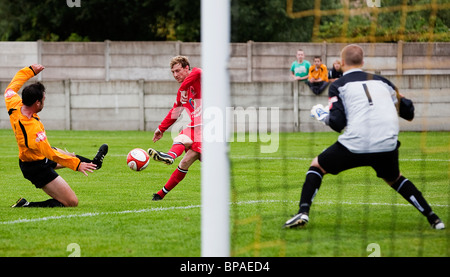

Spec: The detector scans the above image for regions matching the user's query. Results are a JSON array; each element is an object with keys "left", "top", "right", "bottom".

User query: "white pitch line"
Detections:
[
  {"left": 1, "top": 205, "right": 201, "bottom": 225},
  {"left": 1, "top": 200, "right": 448, "bottom": 225}
]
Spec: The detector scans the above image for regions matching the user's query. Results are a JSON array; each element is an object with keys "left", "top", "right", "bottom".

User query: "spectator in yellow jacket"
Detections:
[{"left": 308, "top": 56, "right": 329, "bottom": 95}]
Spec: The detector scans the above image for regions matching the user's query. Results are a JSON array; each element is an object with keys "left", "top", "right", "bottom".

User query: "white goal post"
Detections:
[{"left": 200, "top": 0, "right": 231, "bottom": 257}]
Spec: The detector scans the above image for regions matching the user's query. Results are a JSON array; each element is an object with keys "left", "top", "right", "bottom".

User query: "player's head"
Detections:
[
  {"left": 340, "top": 44, "right": 364, "bottom": 70},
  {"left": 170, "top": 56, "right": 191, "bottom": 83},
  {"left": 22, "top": 82, "right": 46, "bottom": 112},
  {"left": 170, "top": 56, "right": 190, "bottom": 70}
]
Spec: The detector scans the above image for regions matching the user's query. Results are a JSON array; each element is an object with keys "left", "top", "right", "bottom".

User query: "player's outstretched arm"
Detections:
[
  {"left": 5, "top": 65, "right": 44, "bottom": 97},
  {"left": 78, "top": 162, "right": 97, "bottom": 177},
  {"left": 30, "top": 64, "right": 45, "bottom": 75}
]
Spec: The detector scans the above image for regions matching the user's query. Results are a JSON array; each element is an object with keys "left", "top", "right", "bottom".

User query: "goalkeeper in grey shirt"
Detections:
[{"left": 284, "top": 44, "right": 445, "bottom": 230}]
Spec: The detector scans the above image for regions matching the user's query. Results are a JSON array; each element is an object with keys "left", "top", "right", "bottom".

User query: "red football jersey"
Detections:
[{"left": 158, "top": 67, "right": 202, "bottom": 132}]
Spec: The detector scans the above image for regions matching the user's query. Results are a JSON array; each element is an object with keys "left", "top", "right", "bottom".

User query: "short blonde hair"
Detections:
[
  {"left": 341, "top": 44, "right": 364, "bottom": 66},
  {"left": 170, "top": 56, "right": 190, "bottom": 69}
]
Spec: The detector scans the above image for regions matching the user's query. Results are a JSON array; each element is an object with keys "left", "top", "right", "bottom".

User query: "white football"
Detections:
[{"left": 127, "top": 148, "right": 150, "bottom": 171}]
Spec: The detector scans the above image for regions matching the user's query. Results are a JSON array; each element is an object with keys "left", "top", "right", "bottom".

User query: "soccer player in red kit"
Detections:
[{"left": 148, "top": 56, "right": 202, "bottom": 201}]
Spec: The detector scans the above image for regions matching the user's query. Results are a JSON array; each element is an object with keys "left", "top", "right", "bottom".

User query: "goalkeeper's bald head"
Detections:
[{"left": 341, "top": 44, "right": 364, "bottom": 68}]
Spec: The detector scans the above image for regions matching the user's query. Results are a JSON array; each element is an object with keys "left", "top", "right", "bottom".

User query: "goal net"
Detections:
[{"left": 222, "top": 0, "right": 450, "bottom": 257}]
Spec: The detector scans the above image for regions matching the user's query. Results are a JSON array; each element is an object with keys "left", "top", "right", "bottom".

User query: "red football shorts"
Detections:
[{"left": 180, "top": 126, "right": 202, "bottom": 154}]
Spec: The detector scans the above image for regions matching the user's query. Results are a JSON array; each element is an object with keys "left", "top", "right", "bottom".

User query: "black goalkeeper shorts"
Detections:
[
  {"left": 19, "top": 158, "right": 59, "bottom": 188},
  {"left": 318, "top": 141, "right": 401, "bottom": 182}
]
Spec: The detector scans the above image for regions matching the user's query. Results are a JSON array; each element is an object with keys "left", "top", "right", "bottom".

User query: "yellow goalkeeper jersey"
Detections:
[{"left": 4, "top": 67, "right": 81, "bottom": 171}]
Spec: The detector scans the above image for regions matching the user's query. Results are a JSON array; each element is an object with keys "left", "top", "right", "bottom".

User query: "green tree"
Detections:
[
  {"left": 0, "top": 0, "right": 174, "bottom": 41},
  {"left": 231, "top": 0, "right": 314, "bottom": 42},
  {"left": 167, "top": 0, "right": 201, "bottom": 42},
  {"left": 0, "top": 0, "right": 448, "bottom": 42},
  {"left": 315, "top": 0, "right": 450, "bottom": 42}
]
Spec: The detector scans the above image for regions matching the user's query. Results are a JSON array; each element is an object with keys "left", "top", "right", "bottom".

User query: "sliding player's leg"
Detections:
[
  {"left": 41, "top": 176, "right": 78, "bottom": 207},
  {"left": 12, "top": 176, "right": 77, "bottom": 208},
  {"left": 53, "top": 144, "right": 108, "bottom": 170}
]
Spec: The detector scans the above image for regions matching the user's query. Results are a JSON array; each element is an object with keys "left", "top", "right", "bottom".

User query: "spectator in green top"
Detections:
[{"left": 290, "top": 49, "right": 311, "bottom": 82}]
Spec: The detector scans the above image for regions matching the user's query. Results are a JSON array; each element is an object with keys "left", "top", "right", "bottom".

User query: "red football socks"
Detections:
[
  {"left": 157, "top": 166, "right": 188, "bottom": 198},
  {"left": 168, "top": 143, "right": 185, "bottom": 159}
]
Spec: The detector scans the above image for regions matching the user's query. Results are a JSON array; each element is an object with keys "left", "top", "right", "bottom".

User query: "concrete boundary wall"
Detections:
[
  {"left": 0, "top": 41, "right": 449, "bottom": 82},
  {"left": 1, "top": 75, "right": 449, "bottom": 132},
  {"left": 1, "top": 42, "right": 448, "bottom": 132}
]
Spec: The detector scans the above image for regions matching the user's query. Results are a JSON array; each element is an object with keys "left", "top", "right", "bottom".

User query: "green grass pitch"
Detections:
[{"left": 0, "top": 129, "right": 448, "bottom": 257}]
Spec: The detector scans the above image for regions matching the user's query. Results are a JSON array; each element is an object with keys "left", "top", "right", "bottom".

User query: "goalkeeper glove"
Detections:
[{"left": 310, "top": 104, "right": 329, "bottom": 125}]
